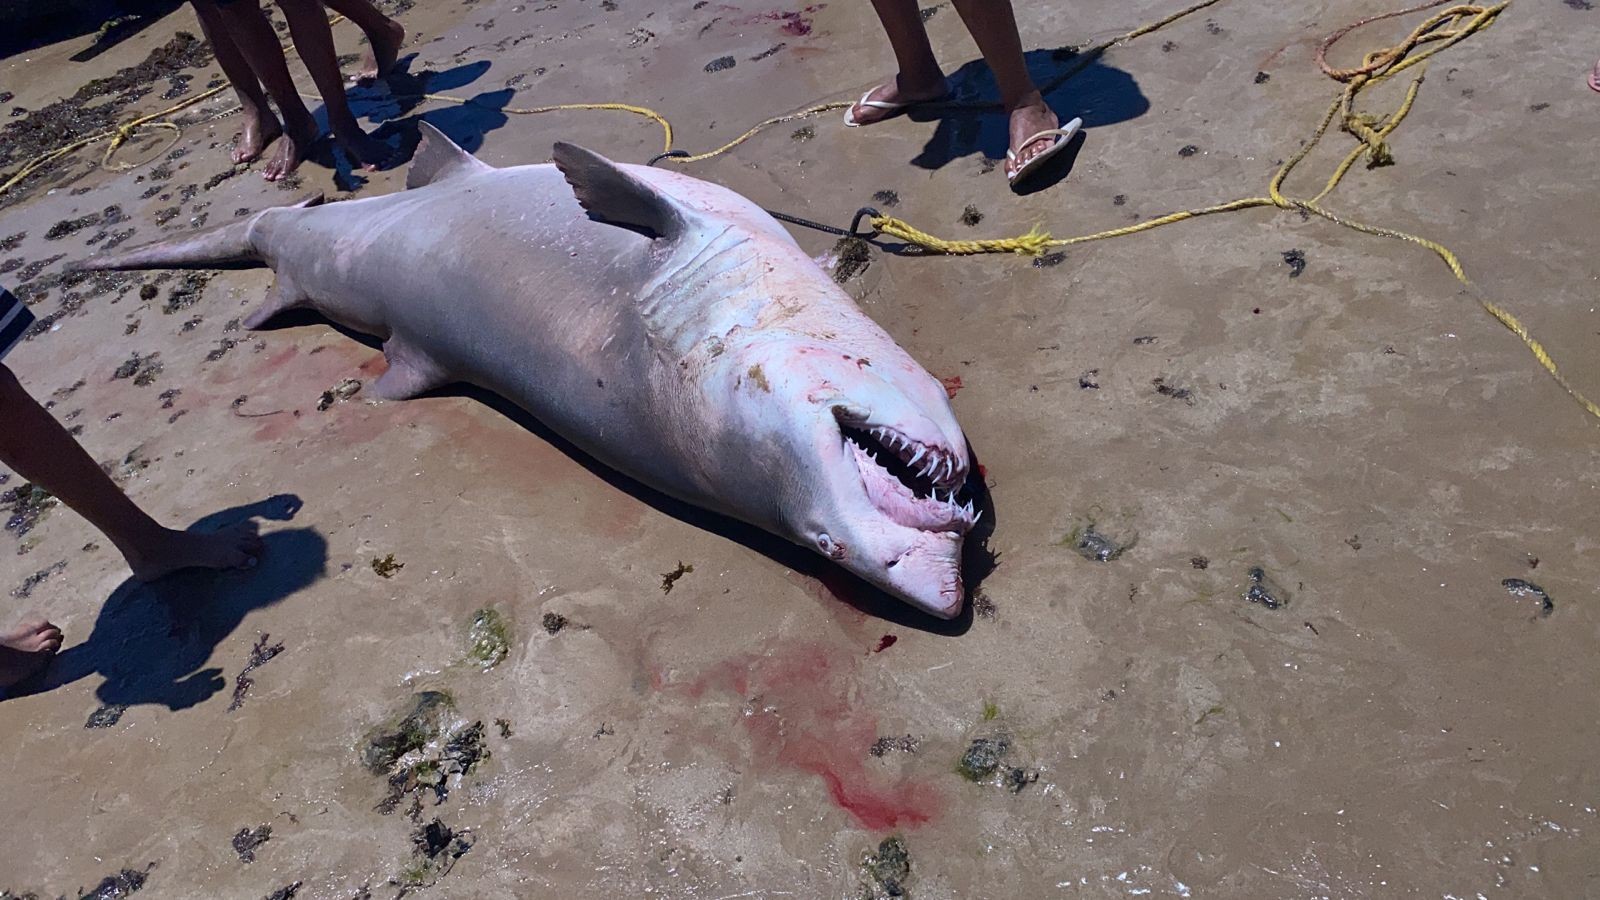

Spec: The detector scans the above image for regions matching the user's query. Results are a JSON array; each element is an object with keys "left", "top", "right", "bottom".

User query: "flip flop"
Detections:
[
  {"left": 1006, "top": 117, "right": 1084, "bottom": 187},
  {"left": 1589, "top": 62, "right": 1600, "bottom": 92},
  {"left": 842, "top": 85, "right": 949, "bottom": 128}
]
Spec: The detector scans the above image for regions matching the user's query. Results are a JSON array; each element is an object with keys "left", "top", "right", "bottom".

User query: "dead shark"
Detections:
[{"left": 77, "top": 124, "right": 978, "bottom": 618}]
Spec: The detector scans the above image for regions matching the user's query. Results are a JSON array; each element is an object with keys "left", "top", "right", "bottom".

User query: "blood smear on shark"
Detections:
[{"left": 682, "top": 642, "right": 940, "bottom": 830}]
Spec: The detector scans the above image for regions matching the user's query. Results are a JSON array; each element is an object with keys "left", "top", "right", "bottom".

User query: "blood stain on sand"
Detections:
[
  {"left": 357, "top": 353, "right": 388, "bottom": 377},
  {"left": 678, "top": 641, "right": 940, "bottom": 831},
  {"left": 261, "top": 345, "right": 299, "bottom": 373},
  {"left": 940, "top": 375, "right": 963, "bottom": 398},
  {"left": 759, "top": 6, "right": 823, "bottom": 36}
]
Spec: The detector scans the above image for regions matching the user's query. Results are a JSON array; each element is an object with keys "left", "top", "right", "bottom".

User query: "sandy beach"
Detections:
[{"left": 1, "top": 0, "right": 1597, "bottom": 896}]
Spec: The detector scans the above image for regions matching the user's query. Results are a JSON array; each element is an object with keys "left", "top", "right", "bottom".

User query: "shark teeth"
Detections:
[{"left": 858, "top": 423, "right": 969, "bottom": 489}]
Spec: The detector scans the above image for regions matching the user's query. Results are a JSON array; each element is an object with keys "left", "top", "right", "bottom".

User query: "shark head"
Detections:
[
  {"left": 549, "top": 140, "right": 977, "bottom": 618},
  {"left": 716, "top": 334, "right": 977, "bottom": 619}
]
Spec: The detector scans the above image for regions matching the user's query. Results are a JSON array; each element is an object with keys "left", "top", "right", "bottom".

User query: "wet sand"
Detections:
[{"left": 2, "top": 0, "right": 1598, "bottom": 896}]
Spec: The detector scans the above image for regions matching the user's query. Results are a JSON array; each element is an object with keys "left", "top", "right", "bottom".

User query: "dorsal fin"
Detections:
[
  {"left": 552, "top": 142, "right": 697, "bottom": 241},
  {"left": 406, "top": 122, "right": 491, "bottom": 189}
]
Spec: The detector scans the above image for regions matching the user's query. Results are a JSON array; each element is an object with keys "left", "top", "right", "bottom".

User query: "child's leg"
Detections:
[
  {"left": 0, "top": 363, "right": 262, "bottom": 583},
  {"left": 210, "top": 0, "right": 324, "bottom": 181},
  {"left": 320, "top": 0, "right": 405, "bottom": 82},
  {"left": 948, "top": 0, "right": 1061, "bottom": 177},
  {"left": 192, "top": 0, "right": 283, "bottom": 164},
  {"left": 273, "top": 0, "right": 390, "bottom": 168}
]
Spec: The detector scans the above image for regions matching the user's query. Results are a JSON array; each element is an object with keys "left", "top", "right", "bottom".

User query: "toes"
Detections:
[
  {"left": 23, "top": 626, "right": 61, "bottom": 653},
  {"left": 17, "top": 615, "right": 50, "bottom": 634}
]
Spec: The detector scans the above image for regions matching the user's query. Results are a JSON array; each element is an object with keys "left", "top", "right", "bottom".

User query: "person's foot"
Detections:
[
  {"left": 353, "top": 20, "right": 406, "bottom": 84},
  {"left": 1589, "top": 59, "right": 1600, "bottom": 92},
  {"left": 125, "top": 521, "right": 263, "bottom": 582},
  {"left": 0, "top": 617, "right": 63, "bottom": 689},
  {"left": 262, "top": 122, "right": 318, "bottom": 181},
  {"left": 232, "top": 106, "right": 284, "bottom": 165},
  {"left": 846, "top": 73, "right": 950, "bottom": 127},
  {"left": 1004, "top": 94, "right": 1062, "bottom": 181}
]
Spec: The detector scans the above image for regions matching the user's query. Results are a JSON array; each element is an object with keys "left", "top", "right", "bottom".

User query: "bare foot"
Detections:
[
  {"left": 262, "top": 125, "right": 318, "bottom": 182},
  {"left": 1590, "top": 59, "right": 1600, "bottom": 92},
  {"left": 1004, "top": 95, "right": 1061, "bottom": 181},
  {"left": 0, "top": 617, "right": 63, "bottom": 689},
  {"left": 354, "top": 20, "right": 406, "bottom": 84},
  {"left": 846, "top": 73, "right": 950, "bottom": 127},
  {"left": 232, "top": 107, "right": 283, "bottom": 165},
  {"left": 126, "top": 521, "right": 263, "bottom": 583}
]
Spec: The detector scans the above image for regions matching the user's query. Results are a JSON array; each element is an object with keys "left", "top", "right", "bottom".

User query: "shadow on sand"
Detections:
[
  {"left": 897, "top": 46, "right": 1150, "bottom": 193},
  {"left": 253, "top": 311, "right": 991, "bottom": 637},
  {"left": 0, "top": 0, "right": 185, "bottom": 61},
  {"left": 11, "top": 494, "right": 326, "bottom": 713},
  {"left": 309, "top": 57, "right": 513, "bottom": 191},
  {"left": 457, "top": 386, "right": 997, "bottom": 637}
]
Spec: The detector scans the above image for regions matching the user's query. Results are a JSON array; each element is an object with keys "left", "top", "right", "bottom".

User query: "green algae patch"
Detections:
[
  {"left": 362, "top": 691, "right": 453, "bottom": 775},
  {"left": 466, "top": 608, "right": 511, "bottom": 670}
]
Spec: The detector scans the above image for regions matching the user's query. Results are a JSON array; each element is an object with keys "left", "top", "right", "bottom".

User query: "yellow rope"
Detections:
[
  {"left": 2, "top": 1, "right": 1590, "bottom": 421},
  {"left": 871, "top": 2, "right": 1598, "bottom": 422},
  {"left": 2, "top": 1, "right": 1228, "bottom": 193}
]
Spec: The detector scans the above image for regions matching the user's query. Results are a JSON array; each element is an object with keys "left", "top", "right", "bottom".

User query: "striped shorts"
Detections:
[{"left": 0, "top": 285, "right": 33, "bottom": 360}]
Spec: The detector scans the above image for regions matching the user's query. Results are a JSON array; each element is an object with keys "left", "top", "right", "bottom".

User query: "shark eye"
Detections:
[{"left": 817, "top": 533, "right": 846, "bottom": 560}]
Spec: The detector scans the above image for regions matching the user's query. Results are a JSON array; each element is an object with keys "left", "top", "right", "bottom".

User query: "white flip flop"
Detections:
[
  {"left": 1006, "top": 117, "right": 1084, "bottom": 186},
  {"left": 843, "top": 89, "right": 914, "bottom": 128}
]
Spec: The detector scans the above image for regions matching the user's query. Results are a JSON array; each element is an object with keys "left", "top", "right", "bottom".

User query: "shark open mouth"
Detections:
[{"left": 841, "top": 424, "right": 977, "bottom": 534}]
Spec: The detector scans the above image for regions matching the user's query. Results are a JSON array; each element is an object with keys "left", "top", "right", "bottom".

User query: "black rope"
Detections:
[
  {"left": 647, "top": 150, "right": 690, "bottom": 166},
  {"left": 645, "top": 151, "right": 880, "bottom": 240}
]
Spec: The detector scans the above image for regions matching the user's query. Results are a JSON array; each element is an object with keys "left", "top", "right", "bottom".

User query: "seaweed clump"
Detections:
[
  {"left": 76, "top": 865, "right": 152, "bottom": 899},
  {"left": 660, "top": 561, "right": 693, "bottom": 593},
  {"left": 363, "top": 691, "right": 452, "bottom": 775},
  {"left": 2, "top": 482, "right": 56, "bottom": 537},
  {"left": 394, "top": 818, "right": 473, "bottom": 893},
  {"left": 85, "top": 704, "right": 128, "bottom": 729},
  {"left": 1061, "top": 522, "right": 1135, "bottom": 562},
  {"left": 830, "top": 236, "right": 873, "bottom": 285},
  {"left": 231, "top": 824, "right": 272, "bottom": 863},
  {"left": 364, "top": 692, "right": 491, "bottom": 817},
  {"left": 957, "top": 735, "right": 1009, "bottom": 780},
  {"left": 161, "top": 271, "right": 212, "bottom": 315},
  {"left": 0, "top": 34, "right": 214, "bottom": 197},
  {"left": 1502, "top": 578, "right": 1553, "bottom": 617},
  {"left": 956, "top": 734, "right": 1038, "bottom": 793},
  {"left": 1244, "top": 566, "right": 1288, "bottom": 609},
  {"left": 229, "top": 633, "right": 285, "bottom": 711},
  {"left": 861, "top": 836, "right": 911, "bottom": 898},
  {"left": 111, "top": 351, "right": 162, "bottom": 386}
]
